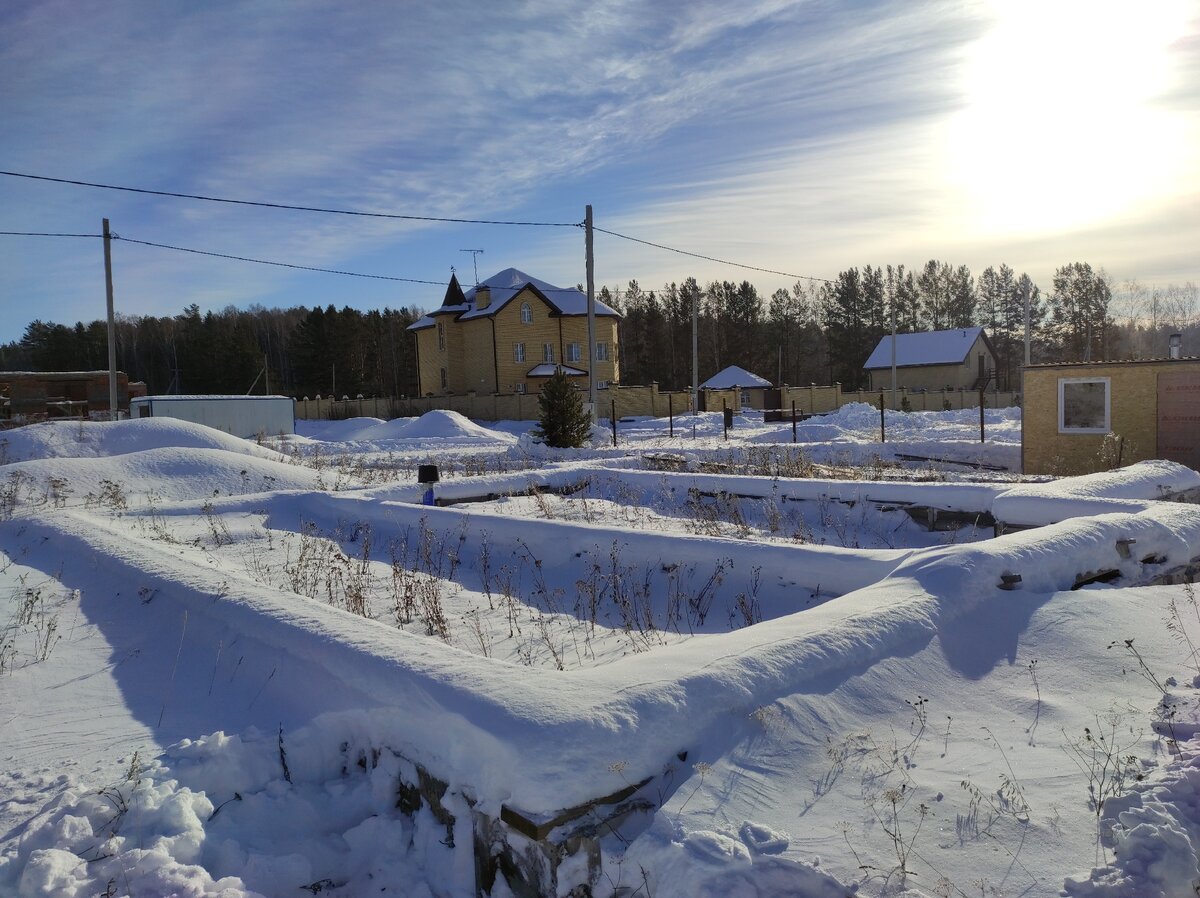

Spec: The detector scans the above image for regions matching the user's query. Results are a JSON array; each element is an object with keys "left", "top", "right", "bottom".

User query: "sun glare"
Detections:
[{"left": 946, "top": 0, "right": 1194, "bottom": 235}]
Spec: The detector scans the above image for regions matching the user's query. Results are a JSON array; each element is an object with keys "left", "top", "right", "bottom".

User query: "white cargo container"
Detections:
[{"left": 129, "top": 395, "right": 294, "bottom": 439}]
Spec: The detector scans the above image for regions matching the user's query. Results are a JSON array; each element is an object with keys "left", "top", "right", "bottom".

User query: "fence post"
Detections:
[
  {"left": 879, "top": 391, "right": 886, "bottom": 442},
  {"left": 792, "top": 400, "right": 797, "bottom": 443},
  {"left": 611, "top": 399, "right": 617, "bottom": 447},
  {"left": 668, "top": 393, "right": 673, "bottom": 438},
  {"left": 979, "top": 386, "right": 986, "bottom": 442}
]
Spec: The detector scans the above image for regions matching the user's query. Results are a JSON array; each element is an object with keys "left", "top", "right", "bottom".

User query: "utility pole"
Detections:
[
  {"left": 890, "top": 302, "right": 897, "bottom": 410},
  {"left": 102, "top": 219, "right": 118, "bottom": 421},
  {"left": 585, "top": 205, "right": 597, "bottom": 418},
  {"left": 691, "top": 285, "right": 698, "bottom": 413}
]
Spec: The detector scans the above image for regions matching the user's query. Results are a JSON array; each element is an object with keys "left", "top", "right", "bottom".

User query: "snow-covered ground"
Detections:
[{"left": 2, "top": 405, "right": 1199, "bottom": 898}]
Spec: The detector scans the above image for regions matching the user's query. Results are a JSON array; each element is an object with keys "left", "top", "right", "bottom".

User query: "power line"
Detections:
[
  {"left": 0, "top": 230, "right": 103, "bottom": 238},
  {"left": 112, "top": 235, "right": 445, "bottom": 285},
  {"left": 593, "top": 226, "right": 833, "bottom": 284},
  {"left": 0, "top": 170, "right": 582, "bottom": 228}
]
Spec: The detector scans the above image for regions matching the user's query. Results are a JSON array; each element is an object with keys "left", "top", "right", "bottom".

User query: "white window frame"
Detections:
[
  {"left": 515, "top": 383, "right": 527, "bottom": 394},
  {"left": 566, "top": 342, "right": 581, "bottom": 363},
  {"left": 521, "top": 303, "right": 532, "bottom": 324},
  {"left": 1058, "top": 376, "right": 1111, "bottom": 434},
  {"left": 513, "top": 342, "right": 526, "bottom": 363},
  {"left": 543, "top": 343, "right": 555, "bottom": 363},
  {"left": 595, "top": 342, "right": 609, "bottom": 361}
]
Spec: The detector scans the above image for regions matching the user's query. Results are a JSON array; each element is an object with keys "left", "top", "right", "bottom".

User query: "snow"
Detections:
[
  {"left": 699, "top": 365, "right": 773, "bottom": 389},
  {"left": 2, "top": 409, "right": 1200, "bottom": 898}
]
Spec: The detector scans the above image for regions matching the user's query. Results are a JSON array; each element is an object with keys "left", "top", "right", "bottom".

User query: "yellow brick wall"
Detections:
[
  {"left": 415, "top": 327, "right": 441, "bottom": 396},
  {"left": 1023, "top": 360, "right": 1200, "bottom": 475},
  {"left": 461, "top": 319, "right": 497, "bottom": 394}
]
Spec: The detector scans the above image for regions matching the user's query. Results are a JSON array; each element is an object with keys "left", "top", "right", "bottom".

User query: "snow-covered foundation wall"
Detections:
[{"left": 5, "top": 459, "right": 1200, "bottom": 895}]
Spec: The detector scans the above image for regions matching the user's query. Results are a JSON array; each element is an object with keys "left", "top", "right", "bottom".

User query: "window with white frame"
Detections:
[
  {"left": 543, "top": 343, "right": 554, "bottom": 363},
  {"left": 1058, "top": 377, "right": 1110, "bottom": 433},
  {"left": 513, "top": 342, "right": 525, "bottom": 363},
  {"left": 595, "top": 342, "right": 609, "bottom": 361},
  {"left": 521, "top": 303, "right": 532, "bottom": 323},
  {"left": 515, "top": 383, "right": 526, "bottom": 394},
  {"left": 437, "top": 320, "right": 446, "bottom": 351},
  {"left": 566, "top": 342, "right": 581, "bottom": 363}
]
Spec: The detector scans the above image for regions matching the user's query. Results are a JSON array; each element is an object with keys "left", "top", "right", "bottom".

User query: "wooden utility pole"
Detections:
[
  {"left": 585, "top": 205, "right": 597, "bottom": 418},
  {"left": 103, "top": 219, "right": 118, "bottom": 421},
  {"left": 691, "top": 286, "right": 698, "bottom": 413}
]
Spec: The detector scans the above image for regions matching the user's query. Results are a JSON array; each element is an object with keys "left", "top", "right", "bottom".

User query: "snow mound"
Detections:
[
  {"left": 378, "top": 409, "right": 516, "bottom": 442},
  {"left": 4, "top": 447, "right": 325, "bottom": 504},
  {"left": 0, "top": 418, "right": 286, "bottom": 463},
  {"left": 295, "top": 410, "right": 516, "bottom": 445}
]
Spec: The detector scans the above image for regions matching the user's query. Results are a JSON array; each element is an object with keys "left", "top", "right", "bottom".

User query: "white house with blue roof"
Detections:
[
  {"left": 863, "top": 327, "right": 997, "bottom": 392},
  {"left": 408, "top": 269, "right": 621, "bottom": 396}
]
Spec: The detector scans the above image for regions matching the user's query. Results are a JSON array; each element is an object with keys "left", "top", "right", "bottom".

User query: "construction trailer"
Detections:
[{"left": 129, "top": 395, "right": 295, "bottom": 439}]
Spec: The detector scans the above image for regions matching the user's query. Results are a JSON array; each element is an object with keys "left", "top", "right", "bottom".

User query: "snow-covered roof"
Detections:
[
  {"left": 699, "top": 365, "right": 772, "bottom": 389},
  {"left": 526, "top": 364, "right": 586, "bottom": 377},
  {"left": 863, "top": 327, "right": 987, "bottom": 369},
  {"left": 409, "top": 268, "right": 620, "bottom": 330}
]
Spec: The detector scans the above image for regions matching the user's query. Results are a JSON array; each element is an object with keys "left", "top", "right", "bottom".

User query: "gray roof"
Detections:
[
  {"left": 409, "top": 268, "right": 620, "bottom": 330},
  {"left": 863, "top": 327, "right": 988, "bottom": 369}
]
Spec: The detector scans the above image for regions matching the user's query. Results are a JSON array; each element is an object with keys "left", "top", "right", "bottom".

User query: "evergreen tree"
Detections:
[
  {"left": 534, "top": 369, "right": 591, "bottom": 448},
  {"left": 1049, "top": 262, "right": 1114, "bottom": 361}
]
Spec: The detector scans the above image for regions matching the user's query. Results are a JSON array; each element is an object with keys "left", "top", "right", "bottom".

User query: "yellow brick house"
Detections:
[{"left": 409, "top": 269, "right": 621, "bottom": 396}]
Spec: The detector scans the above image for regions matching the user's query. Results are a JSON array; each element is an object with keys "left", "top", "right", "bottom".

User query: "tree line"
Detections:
[
  {"left": 1, "top": 260, "right": 1195, "bottom": 397},
  {"left": 0, "top": 303, "right": 425, "bottom": 399},
  {"left": 609, "top": 261, "right": 1197, "bottom": 391}
]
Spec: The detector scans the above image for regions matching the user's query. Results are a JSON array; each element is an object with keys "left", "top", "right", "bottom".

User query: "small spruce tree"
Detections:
[{"left": 535, "top": 369, "right": 591, "bottom": 448}]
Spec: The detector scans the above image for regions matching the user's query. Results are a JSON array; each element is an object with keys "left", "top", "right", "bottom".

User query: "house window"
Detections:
[
  {"left": 515, "top": 383, "right": 526, "bottom": 394},
  {"left": 514, "top": 342, "right": 526, "bottom": 363},
  {"left": 437, "top": 321, "right": 446, "bottom": 351},
  {"left": 1058, "top": 377, "right": 1110, "bottom": 433},
  {"left": 521, "top": 303, "right": 532, "bottom": 324},
  {"left": 439, "top": 367, "right": 447, "bottom": 390},
  {"left": 567, "top": 342, "right": 581, "bottom": 362},
  {"left": 595, "top": 342, "right": 609, "bottom": 361},
  {"left": 543, "top": 343, "right": 555, "bottom": 363}
]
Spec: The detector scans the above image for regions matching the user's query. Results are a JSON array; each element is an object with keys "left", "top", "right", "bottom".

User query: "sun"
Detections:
[{"left": 945, "top": 0, "right": 1195, "bottom": 235}]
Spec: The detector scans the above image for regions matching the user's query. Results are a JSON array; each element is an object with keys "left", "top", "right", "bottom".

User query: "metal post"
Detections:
[
  {"left": 879, "top": 391, "right": 886, "bottom": 442},
  {"left": 791, "top": 400, "right": 797, "bottom": 443},
  {"left": 890, "top": 303, "right": 897, "bottom": 411},
  {"left": 979, "top": 387, "right": 986, "bottom": 443},
  {"left": 585, "top": 206, "right": 597, "bottom": 420},
  {"left": 723, "top": 399, "right": 729, "bottom": 441},
  {"left": 691, "top": 285, "right": 698, "bottom": 414},
  {"left": 102, "top": 219, "right": 118, "bottom": 421},
  {"left": 668, "top": 393, "right": 673, "bottom": 438},
  {"left": 610, "top": 399, "right": 617, "bottom": 447}
]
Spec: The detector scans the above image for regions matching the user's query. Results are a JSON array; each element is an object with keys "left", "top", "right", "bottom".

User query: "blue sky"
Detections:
[{"left": 1, "top": 0, "right": 1197, "bottom": 343}]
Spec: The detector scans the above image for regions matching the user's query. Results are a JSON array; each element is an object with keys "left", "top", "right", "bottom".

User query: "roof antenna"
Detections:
[{"left": 460, "top": 249, "right": 484, "bottom": 285}]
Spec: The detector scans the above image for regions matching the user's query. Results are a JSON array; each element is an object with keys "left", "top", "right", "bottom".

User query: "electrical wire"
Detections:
[
  {"left": 0, "top": 170, "right": 582, "bottom": 228},
  {"left": 0, "top": 230, "right": 103, "bottom": 238},
  {"left": 593, "top": 226, "right": 832, "bottom": 284},
  {"left": 112, "top": 235, "right": 445, "bottom": 285}
]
